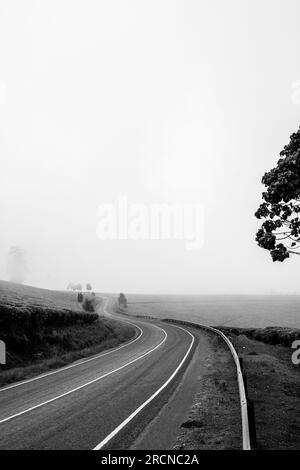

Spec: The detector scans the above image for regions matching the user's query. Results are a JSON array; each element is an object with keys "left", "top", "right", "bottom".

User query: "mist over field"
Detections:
[
  {"left": 126, "top": 294, "right": 300, "bottom": 328},
  {"left": 1, "top": 1, "right": 300, "bottom": 298}
]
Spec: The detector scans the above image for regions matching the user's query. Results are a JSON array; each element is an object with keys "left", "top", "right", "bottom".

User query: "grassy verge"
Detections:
[{"left": 218, "top": 329, "right": 300, "bottom": 449}]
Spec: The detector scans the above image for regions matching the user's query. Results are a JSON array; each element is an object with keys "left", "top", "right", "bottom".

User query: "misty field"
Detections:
[{"left": 126, "top": 294, "right": 300, "bottom": 329}]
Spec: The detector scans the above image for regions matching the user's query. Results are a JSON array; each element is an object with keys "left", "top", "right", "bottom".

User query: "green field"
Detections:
[{"left": 125, "top": 294, "right": 300, "bottom": 329}]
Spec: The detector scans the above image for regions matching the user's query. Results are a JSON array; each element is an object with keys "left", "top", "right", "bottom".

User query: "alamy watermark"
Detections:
[
  {"left": 291, "top": 340, "right": 300, "bottom": 365},
  {"left": 0, "top": 80, "right": 6, "bottom": 105},
  {"left": 291, "top": 80, "right": 300, "bottom": 105},
  {"left": 0, "top": 340, "right": 6, "bottom": 365},
  {"left": 96, "top": 196, "right": 204, "bottom": 250}
]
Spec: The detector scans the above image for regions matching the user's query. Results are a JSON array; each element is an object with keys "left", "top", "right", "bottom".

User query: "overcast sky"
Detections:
[{"left": 1, "top": 0, "right": 300, "bottom": 294}]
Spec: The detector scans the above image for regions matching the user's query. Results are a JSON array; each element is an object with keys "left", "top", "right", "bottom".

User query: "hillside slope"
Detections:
[{"left": 0, "top": 281, "right": 135, "bottom": 387}]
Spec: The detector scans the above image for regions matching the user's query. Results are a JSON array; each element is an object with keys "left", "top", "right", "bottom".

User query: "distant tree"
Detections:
[
  {"left": 118, "top": 293, "right": 128, "bottom": 308},
  {"left": 69, "top": 283, "right": 82, "bottom": 291},
  {"left": 77, "top": 292, "right": 84, "bottom": 303},
  {"left": 7, "top": 246, "right": 27, "bottom": 284},
  {"left": 86, "top": 283, "right": 92, "bottom": 292},
  {"left": 255, "top": 126, "right": 300, "bottom": 262}
]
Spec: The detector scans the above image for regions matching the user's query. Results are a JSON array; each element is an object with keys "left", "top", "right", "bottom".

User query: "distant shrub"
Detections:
[
  {"left": 118, "top": 293, "right": 128, "bottom": 308},
  {"left": 77, "top": 292, "right": 84, "bottom": 303},
  {"left": 82, "top": 298, "right": 95, "bottom": 312}
]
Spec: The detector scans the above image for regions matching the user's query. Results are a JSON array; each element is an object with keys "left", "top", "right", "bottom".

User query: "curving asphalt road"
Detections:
[{"left": 0, "top": 298, "right": 197, "bottom": 450}]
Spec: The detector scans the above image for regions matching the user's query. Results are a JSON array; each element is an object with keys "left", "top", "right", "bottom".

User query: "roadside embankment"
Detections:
[{"left": 0, "top": 282, "right": 136, "bottom": 387}]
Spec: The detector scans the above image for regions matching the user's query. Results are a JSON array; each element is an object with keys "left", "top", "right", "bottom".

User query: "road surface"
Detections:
[{"left": 0, "top": 298, "right": 197, "bottom": 450}]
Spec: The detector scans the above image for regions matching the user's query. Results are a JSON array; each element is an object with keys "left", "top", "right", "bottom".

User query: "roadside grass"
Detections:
[
  {"left": 219, "top": 331, "right": 300, "bottom": 449},
  {"left": 0, "top": 282, "right": 136, "bottom": 387}
]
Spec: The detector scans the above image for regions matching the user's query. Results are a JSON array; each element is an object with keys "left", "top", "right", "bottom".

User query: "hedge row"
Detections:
[
  {"left": 0, "top": 303, "right": 98, "bottom": 330},
  {"left": 218, "top": 326, "right": 300, "bottom": 347}
]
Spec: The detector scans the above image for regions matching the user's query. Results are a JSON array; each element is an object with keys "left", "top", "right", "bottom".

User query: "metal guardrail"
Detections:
[
  {"left": 162, "top": 318, "right": 251, "bottom": 450},
  {"left": 205, "top": 324, "right": 251, "bottom": 450}
]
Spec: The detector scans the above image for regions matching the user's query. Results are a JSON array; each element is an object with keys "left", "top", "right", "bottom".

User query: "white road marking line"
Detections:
[
  {"left": 0, "top": 297, "right": 142, "bottom": 393},
  {"left": 0, "top": 327, "right": 168, "bottom": 425},
  {"left": 93, "top": 325, "right": 195, "bottom": 450}
]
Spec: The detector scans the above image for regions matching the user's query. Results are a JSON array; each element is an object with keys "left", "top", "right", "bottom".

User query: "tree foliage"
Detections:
[
  {"left": 255, "top": 126, "right": 300, "bottom": 261},
  {"left": 67, "top": 283, "right": 82, "bottom": 291}
]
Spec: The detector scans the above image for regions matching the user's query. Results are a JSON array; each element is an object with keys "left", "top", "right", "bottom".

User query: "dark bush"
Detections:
[
  {"left": 77, "top": 292, "right": 84, "bottom": 303},
  {"left": 82, "top": 298, "right": 95, "bottom": 312},
  {"left": 0, "top": 304, "right": 98, "bottom": 332}
]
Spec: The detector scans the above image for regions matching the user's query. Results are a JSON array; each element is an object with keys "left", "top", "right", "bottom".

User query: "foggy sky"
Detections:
[{"left": 1, "top": 0, "right": 300, "bottom": 294}]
